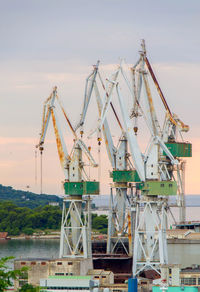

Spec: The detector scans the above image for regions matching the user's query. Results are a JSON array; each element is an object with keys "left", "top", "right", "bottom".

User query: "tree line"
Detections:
[{"left": 0, "top": 201, "right": 108, "bottom": 236}]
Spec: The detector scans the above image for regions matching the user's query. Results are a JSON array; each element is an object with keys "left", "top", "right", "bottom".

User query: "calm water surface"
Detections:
[{"left": 0, "top": 239, "right": 60, "bottom": 259}]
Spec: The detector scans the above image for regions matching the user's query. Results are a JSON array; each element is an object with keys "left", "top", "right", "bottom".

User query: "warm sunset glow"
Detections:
[{"left": 0, "top": 1, "right": 199, "bottom": 196}]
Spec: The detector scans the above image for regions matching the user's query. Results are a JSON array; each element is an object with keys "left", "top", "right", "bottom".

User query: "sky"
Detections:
[{"left": 0, "top": 0, "right": 200, "bottom": 195}]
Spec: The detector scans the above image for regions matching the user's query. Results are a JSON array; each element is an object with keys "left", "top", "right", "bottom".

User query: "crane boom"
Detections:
[
  {"left": 56, "top": 95, "right": 77, "bottom": 139},
  {"left": 51, "top": 108, "right": 70, "bottom": 179},
  {"left": 38, "top": 88, "right": 57, "bottom": 146},
  {"left": 75, "top": 61, "right": 100, "bottom": 132},
  {"left": 116, "top": 83, "right": 145, "bottom": 181},
  {"left": 144, "top": 55, "right": 189, "bottom": 133},
  {"left": 94, "top": 82, "right": 116, "bottom": 168},
  {"left": 37, "top": 87, "right": 71, "bottom": 180},
  {"left": 99, "top": 68, "right": 121, "bottom": 131}
]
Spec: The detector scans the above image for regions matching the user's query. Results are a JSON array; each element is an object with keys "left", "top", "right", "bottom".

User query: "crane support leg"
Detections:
[
  {"left": 107, "top": 186, "right": 133, "bottom": 256},
  {"left": 59, "top": 197, "right": 91, "bottom": 259},
  {"left": 133, "top": 199, "right": 168, "bottom": 277}
]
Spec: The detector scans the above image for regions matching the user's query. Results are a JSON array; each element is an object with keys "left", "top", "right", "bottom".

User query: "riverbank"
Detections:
[
  {"left": 9, "top": 231, "right": 60, "bottom": 240},
  {"left": 8, "top": 231, "right": 200, "bottom": 243},
  {"left": 10, "top": 235, "right": 60, "bottom": 240}
]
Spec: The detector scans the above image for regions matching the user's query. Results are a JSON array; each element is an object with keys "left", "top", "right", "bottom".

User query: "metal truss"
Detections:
[
  {"left": 133, "top": 199, "right": 168, "bottom": 276},
  {"left": 107, "top": 186, "right": 135, "bottom": 256},
  {"left": 59, "top": 197, "right": 91, "bottom": 259}
]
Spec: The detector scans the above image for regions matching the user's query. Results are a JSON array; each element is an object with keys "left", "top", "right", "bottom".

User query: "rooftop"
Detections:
[
  {"left": 176, "top": 221, "right": 200, "bottom": 227},
  {"left": 87, "top": 269, "right": 112, "bottom": 275},
  {"left": 48, "top": 276, "right": 91, "bottom": 280},
  {"left": 181, "top": 266, "right": 200, "bottom": 273},
  {"left": 15, "top": 257, "right": 86, "bottom": 262}
]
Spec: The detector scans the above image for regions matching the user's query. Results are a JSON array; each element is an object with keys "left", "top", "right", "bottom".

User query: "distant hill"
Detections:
[{"left": 0, "top": 184, "right": 62, "bottom": 209}]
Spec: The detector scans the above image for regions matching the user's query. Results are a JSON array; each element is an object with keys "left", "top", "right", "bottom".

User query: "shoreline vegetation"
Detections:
[
  {"left": 0, "top": 184, "right": 108, "bottom": 237},
  {"left": 0, "top": 200, "right": 108, "bottom": 238}
]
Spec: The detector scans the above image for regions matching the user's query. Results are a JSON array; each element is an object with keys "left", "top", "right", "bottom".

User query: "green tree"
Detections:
[
  {"left": 19, "top": 283, "right": 39, "bottom": 292},
  {"left": 22, "top": 227, "right": 34, "bottom": 235},
  {"left": 92, "top": 214, "right": 108, "bottom": 233},
  {"left": 0, "top": 256, "right": 27, "bottom": 292},
  {"left": 0, "top": 201, "right": 62, "bottom": 235}
]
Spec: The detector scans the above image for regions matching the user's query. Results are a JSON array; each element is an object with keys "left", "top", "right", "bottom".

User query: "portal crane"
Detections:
[
  {"left": 76, "top": 63, "right": 138, "bottom": 255},
  {"left": 128, "top": 40, "right": 192, "bottom": 276},
  {"left": 36, "top": 87, "right": 99, "bottom": 259},
  {"left": 91, "top": 41, "right": 191, "bottom": 276},
  {"left": 94, "top": 61, "right": 171, "bottom": 276},
  {"left": 131, "top": 40, "right": 192, "bottom": 223}
]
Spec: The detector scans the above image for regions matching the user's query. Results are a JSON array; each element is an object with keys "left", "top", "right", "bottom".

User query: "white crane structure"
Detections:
[
  {"left": 93, "top": 63, "right": 171, "bottom": 276},
  {"left": 76, "top": 62, "right": 141, "bottom": 255},
  {"left": 36, "top": 40, "right": 192, "bottom": 278},
  {"left": 37, "top": 87, "right": 99, "bottom": 259},
  {"left": 139, "top": 41, "right": 190, "bottom": 224},
  {"left": 81, "top": 40, "right": 192, "bottom": 276},
  {"left": 124, "top": 40, "right": 191, "bottom": 276}
]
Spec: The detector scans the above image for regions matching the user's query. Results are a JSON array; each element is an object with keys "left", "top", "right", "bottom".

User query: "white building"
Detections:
[{"left": 40, "top": 275, "right": 99, "bottom": 292}]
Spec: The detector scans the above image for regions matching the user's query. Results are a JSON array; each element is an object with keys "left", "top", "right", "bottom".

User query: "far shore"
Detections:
[
  {"left": 10, "top": 235, "right": 60, "bottom": 240},
  {"left": 2, "top": 232, "right": 107, "bottom": 241}
]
